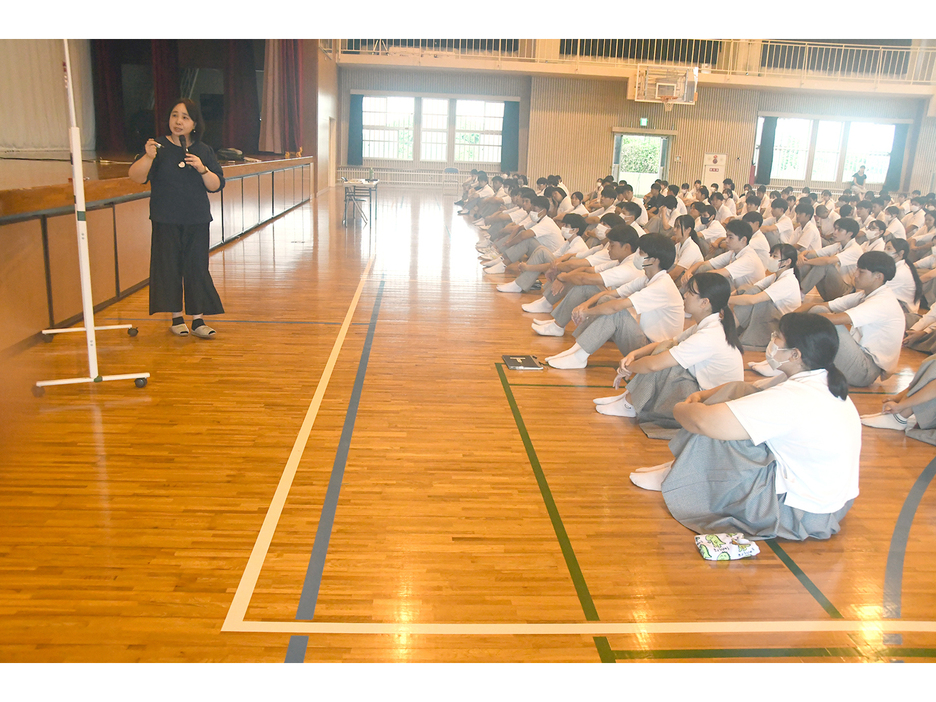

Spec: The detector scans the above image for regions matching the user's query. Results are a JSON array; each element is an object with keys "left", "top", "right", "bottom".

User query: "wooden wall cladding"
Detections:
[{"left": 0, "top": 219, "right": 49, "bottom": 351}]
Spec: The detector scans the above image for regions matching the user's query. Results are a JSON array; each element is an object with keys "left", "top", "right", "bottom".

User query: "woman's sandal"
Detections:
[
  {"left": 191, "top": 324, "right": 216, "bottom": 339},
  {"left": 170, "top": 323, "right": 190, "bottom": 336}
]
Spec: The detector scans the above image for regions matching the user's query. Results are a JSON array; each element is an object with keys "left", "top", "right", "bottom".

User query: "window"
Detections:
[
  {"left": 362, "top": 96, "right": 414, "bottom": 160},
  {"left": 843, "top": 122, "right": 895, "bottom": 184},
  {"left": 419, "top": 98, "right": 449, "bottom": 162},
  {"left": 455, "top": 100, "right": 504, "bottom": 163},
  {"left": 753, "top": 116, "right": 765, "bottom": 166},
  {"left": 811, "top": 121, "right": 843, "bottom": 182},
  {"left": 771, "top": 118, "right": 811, "bottom": 180}
]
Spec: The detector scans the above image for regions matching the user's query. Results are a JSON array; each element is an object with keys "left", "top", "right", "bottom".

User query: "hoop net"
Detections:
[{"left": 660, "top": 96, "right": 677, "bottom": 112}]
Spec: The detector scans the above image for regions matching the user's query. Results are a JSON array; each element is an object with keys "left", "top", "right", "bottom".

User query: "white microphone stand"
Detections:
[{"left": 33, "top": 40, "right": 150, "bottom": 397}]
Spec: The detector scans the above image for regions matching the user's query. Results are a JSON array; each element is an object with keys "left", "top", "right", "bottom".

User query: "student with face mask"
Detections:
[
  {"left": 496, "top": 213, "right": 591, "bottom": 293},
  {"left": 883, "top": 206, "right": 907, "bottom": 240},
  {"left": 860, "top": 219, "right": 887, "bottom": 252},
  {"left": 798, "top": 217, "right": 863, "bottom": 301},
  {"left": 591, "top": 273, "right": 744, "bottom": 422},
  {"left": 728, "top": 244, "right": 803, "bottom": 350},
  {"left": 630, "top": 313, "right": 860, "bottom": 543}
]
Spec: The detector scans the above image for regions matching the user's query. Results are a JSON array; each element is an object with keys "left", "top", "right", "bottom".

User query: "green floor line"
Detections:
[
  {"left": 508, "top": 383, "right": 615, "bottom": 389},
  {"left": 765, "top": 539, "right": 844, "bottom": 618},
  {"left": 496, "top": 363, "right": 608, "bottom": 661},
  {"left": 611, "top": 646, "right": 936, "bottom": 661}
]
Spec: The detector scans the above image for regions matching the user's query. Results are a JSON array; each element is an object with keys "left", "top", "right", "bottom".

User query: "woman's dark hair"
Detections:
[
  {"left": 890, "top": 238, "right": 923, "bottom": 303},
  {"left": 857, "top": 251, "right": 896, "bottom": 282},
  {"left": 169, "top": 98, "right": 204, "bottom": 143},
  {"left": 637, "top": 232, "right": 677, "bottom": 270},
  {"left": 771, "top": 243, "right": 801, "bottom": 283},
  {"left": 777, "top": 313, "right": 848, "bottom": 400},
  {"left": 698, "top": 186, "right": 710, "bottom": 201},
  {"left": 674, "top": 214, "right": 702, "bottom": 248},
  {"left": 606, "top": 224, "right": 639, "bottom": 252},
  {"left": 599, "top": 212, "right": 625, "bottom": 229},
  {"left": 687, "top": 272, "right": 742, "bottom": 353},
  {"left": 725, "top": 219, "right": 753, "bottom": 244},
  {"left": 562, "top": 213, "right": 588, "bottom": 238},
  {"left": 571, "top": 191, "right": 584, "bottom": 202}
]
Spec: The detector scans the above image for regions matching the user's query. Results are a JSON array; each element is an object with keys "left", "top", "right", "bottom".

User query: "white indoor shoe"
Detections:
[
  {"left": 483, "top": 262, "right": 506, "bottom": 274},
  {"left": 596, "top": 396, "right": 636, "bottom": 417},
  {"left": 593, "top": 392, "right": 627, "bottom": 405},
  {"left": 547, "top": 348, "right": 589, "bottom": 369},
  {"left": 522, "top": 297, "right": 554, "bottom": 313},
  {"left": 497, "top": 281, "right": 523, "bottom": 293},
  {"left": 860, "top": 412, "right": 915, "bottom": 431},
  {"left": 532, "top": 321, "right": 565, "bottom": 337},
  {"left": 748, "top": 360, "right": 784, "bottom": 377}
]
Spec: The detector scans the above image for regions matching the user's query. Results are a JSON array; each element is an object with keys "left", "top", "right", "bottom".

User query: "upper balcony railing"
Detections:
[{"left": 337, "top": 39, "right": 936, "bottom": 87}]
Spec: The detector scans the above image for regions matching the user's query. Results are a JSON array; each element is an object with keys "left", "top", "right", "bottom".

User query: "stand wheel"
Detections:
[
  {"left": 128, "top": 327, "right": 139, "bottom": 337},
  {"left": 32, "top": 386, "right": 45, "bottom": 398},
  {"left": 134, "top": 378, "right": 148, "bottom": 388},
  {"left": 41, "top": 333, "right": 53, "bottom": 343}
]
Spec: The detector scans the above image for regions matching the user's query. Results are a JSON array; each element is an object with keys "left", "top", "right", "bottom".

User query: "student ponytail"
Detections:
[
  {"left": 688, "top": 272, "right": 743, "bottom": 353},
  {"left": 778, "top": 313, "right": 849, "bottom": 400},
  {"left": 891, "top": 238, "right": 924, "bottom": 304},
  {"left": 772, "top": 243, "right": 801, "bottom": 283},
  {"left": 675, "top": 214, "right": 702, "bottom": 248}
]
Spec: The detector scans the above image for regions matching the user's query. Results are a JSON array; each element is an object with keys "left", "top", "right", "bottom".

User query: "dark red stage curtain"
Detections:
[
  {"left": 151, "top": 40, "right": 180, "bottom": 139},
  {"left": 90, "top": 40, "right": 126, "bottom": 153},
  {"left": 280, "top": 40, "right": 303, "bottom": 155},
  {"left": 222, "top": 40, "right": 261, "bottom": 153}
]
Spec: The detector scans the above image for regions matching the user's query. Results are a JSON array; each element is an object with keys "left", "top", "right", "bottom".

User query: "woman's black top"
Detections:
[{"left": 139, "top": 136, "right": 225, "bottom": 224}]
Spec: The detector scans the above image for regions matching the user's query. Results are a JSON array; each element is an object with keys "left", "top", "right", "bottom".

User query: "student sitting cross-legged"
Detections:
[
  {"left": 728, "top": 243, "right": 803, "bottom": 351},
  {"left": 495, "top": 213, "right": 590, "bottom": 293},
  {"left": 629, "top": 313, "right": 860, "bottom": 542},
  {"left": 544, "top": 233, "right": 684, "bottom": 369},
  {"left": 591, "top": 272, "right": 744, "bottom": 421},
  {"left": 683, "top": 219, "right": 766, "bottom": 292},
  {"left": 798, "top": 216, "right": 863, "bottom": 301},
  {"left": 751, "top": 252, "right": 904, "bottom": 387},
  {"left": 861, "top": 353, "right": 936, "bottom": 444}
]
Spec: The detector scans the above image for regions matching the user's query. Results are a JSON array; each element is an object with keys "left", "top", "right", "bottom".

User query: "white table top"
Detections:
[{"left": 342, "top": 179, "right": 379, "bottom": 188}]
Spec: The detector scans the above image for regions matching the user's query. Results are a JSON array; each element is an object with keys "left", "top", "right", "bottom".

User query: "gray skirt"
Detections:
[
  {"left": 628, "top": 363, "right": 700, "bottom": 429},
  {"left": 659, "top": 382, "right": 854, "bottom": 541},
  {"left": 904, "top": 355, "right": 936, "bottom": 445}
]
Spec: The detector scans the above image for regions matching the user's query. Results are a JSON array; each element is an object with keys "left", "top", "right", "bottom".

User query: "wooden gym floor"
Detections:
[{"left": 0, "top": 188, "right": 934, "bottom": 664}]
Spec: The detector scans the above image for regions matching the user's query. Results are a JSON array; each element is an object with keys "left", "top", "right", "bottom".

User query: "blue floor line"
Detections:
[
  {"left": 285, "top": 279, "right": 385, "bottom": 662},
  {"left": 883, "top": 454, "right": 936, "bottom": 619},
  {"left": 101, "top": 317, "right": 368, "bottom": 326}
]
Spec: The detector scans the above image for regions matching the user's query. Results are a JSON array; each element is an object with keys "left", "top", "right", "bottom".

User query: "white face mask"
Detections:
[
  {"left": 595, "top": 223, "right": 609, "bottom": 239},
  {"left": 867, "top": 227, "right": 882, "bottom": 240},
  {"left": 765, "top": 257, "right": 781, "bottom": 273},
  {"left": 561, "top": 226, "right": 575, "bottom": 240},
  {"left": 765, "top": 339, "right": 792, "bottom": 371},
  {"left": 912, "top": 205, "right": 921, "bottom": 212},
  {"left": 632, "top": 253, "right": 645, "bottom": 270},
  {"left": 529, "top": 210, "right": 540, "bottom": 223}
]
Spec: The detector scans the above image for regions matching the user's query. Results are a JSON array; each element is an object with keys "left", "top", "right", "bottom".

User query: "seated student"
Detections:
[
  {"left": 693, "top": 203, "right": 727, "bottom": 257},
  {"left": 760, "top": 198, "right": 795, "bottom": 248},
  {"left": 544, "top": 234, "right": 684, "bottom": 369},
  {"left": 591, "top": 272, "right": 744, "bottom": 420},
  {"left": 885, "top": 238, "right": 924, "bottom": 322},
  {"left": 903, "top": 197, "right": 927, "bottom": 237},
  {"left": 645, "top": 195, "right": 680, "bottom": 234},
  {"left": 753, "top": 252, "right": 904, "bottom": 387},
  {"left": 480, "top": 195, "right": 561, "bottom": 274},
  {"left": 586, "top": 187, "right": 618, "bottom": 225},
  {"left": 566, "top": 191, "right": 589, "bottom": 218},
  {"left": 740, "top": 211, "right": 772, "bottom": 268},
  {"left": 534, "top": 177, "right": 548, "bottom": 196},
  {"left": 854, "top": 200, "right": 875, "bottom": 236},
  {"left": 710, "top": 191, "right": 732, "bottom": 223},
  {"left": 860, "top": 353, "right": 936, "bottom": 445},
  {"left": 477, "top": 186, "right": 535, "bottom": 251},
  {"left": 789, "top": 203, "right": 821, "bottom": 252},
  {"left": 667, "top": 214, "right": 704, "bottom": 288},
  {"left": 630, "top": 313, "right": 860, "bottom": 543},
  {"left": 496, "top": 213, "right": 591, "bottom": 293},
  {"left": 470, "top": 175, "right": 509, "bottom": 220},
  {"left": 529, "top": 217, "right": 641, "bottom": 329},
  {"left": 798, "top": 217, "right": 863, "bottom": 301},
  {"left": 612, "top": 201, "right": 647, "bottom": 239},
  {"left": 543, "top": 185, "right": 573, "bottom": 223},
  {"left": 883, "top": 206, "right": 907, "bottom": 240},
  {"left": 667, "top": 184, "right": 688, "bottom": 215},
  {"left": 685, "top": 220, "right": 767, "bottom": 291},
  {"left": 859, "top": 219, "right": 887, "bottom": 252},
  {"left": 458, "top": 172, "right": 493, "bottom": 215},
  {"left": 553, "top": 174, "right": 570, "bottom": 197},
  {"left": 728, "top": 244, "right": 803, "bottom": 350},
  {"left": 904, "top": 306, "right": 936, "bottom": 353},
  {"left": 815, "top": 204, "right": 840, "bottom": 243},
  {"left": 908, "top": 210, "right": 936, "bottom": 261},
  {"left": 454, "top": 169, "right": 479, "bottom": 206}
]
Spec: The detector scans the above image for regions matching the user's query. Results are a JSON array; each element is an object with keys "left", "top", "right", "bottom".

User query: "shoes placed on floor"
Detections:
[
  {"left": 596, "top": 396, "right": 636, "bottom": 416},
  {"left": 496, "top": 281, "right": 523, "bottom": 293},
  {"left": 748, "top": 360, "right": 784, "bottom": 377},
  {"left": 629, "top": 463, "right": 673, "bottom": 491},
  {"left": 633, "top": 460, "right": 674, "bottom": 474},
  {"left": 191, "top": 324, "right": 216, "bottom": 339},
  {"left": 532, "top": 321, "right": 565, "bottom": 337},
  {"left": 593, "top": 392, "right": 628, "bottom": 406},
  {"left": 170, "top": 322, "right": 190, "bottom": 337},
  {"left": 522, "top": 297, "right": 553, "bottom": 313},
  {"left": 860, "top": 412, "right": 913, "bottom": 431}
]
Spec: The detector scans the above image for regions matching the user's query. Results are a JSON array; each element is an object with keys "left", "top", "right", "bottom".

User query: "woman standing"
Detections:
[{"left": 128, "top": 99, "right": 225, "bottom": 338}]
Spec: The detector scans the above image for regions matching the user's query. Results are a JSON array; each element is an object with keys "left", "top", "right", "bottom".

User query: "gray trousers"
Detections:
[
  {"left": 733, "top": 298, "right": 782, "bottom": 351},
  {"left": 833, "top": 325, "right": 883, "bottom": 387},
  {"left": 660, "top": 381, "right": 854, "bottom": 541},
  {"left": 551, "top": 284, "right": 602, "bottom": 326},
  {"left": 904, "top": 356, "right": 936, "bottom": 445},
  {"left": 504, "top": 238, "right": 540, "bottom": 263},
  {"left": 799, "top": 263, "right": 852, "bottom": 301},
  {"left": 923, "top": 277, "right": 936, "bottom": 307},
  {"left": 514, "top": 246, "right": 555, "bottom": 291},
  {"left": 762, "top": 229, "right": 781, "bottom": 248},
  {"left": 574, "top": 308, "right": 649, "bottom": 355}
]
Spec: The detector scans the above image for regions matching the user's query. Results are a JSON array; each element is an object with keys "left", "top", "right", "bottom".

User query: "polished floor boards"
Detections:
[{"left": 0, "top": 189, "right": 934, "bottom": 663}]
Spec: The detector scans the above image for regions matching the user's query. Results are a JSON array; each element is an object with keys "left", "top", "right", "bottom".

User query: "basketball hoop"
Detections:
[{"left": 660, "top": 96, "right": 677, "bottom": 112}]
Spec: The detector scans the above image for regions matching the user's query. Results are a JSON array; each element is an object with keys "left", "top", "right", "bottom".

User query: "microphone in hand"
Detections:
[{"left": 178, "top": 133, "right": 188, "bottom": 168}]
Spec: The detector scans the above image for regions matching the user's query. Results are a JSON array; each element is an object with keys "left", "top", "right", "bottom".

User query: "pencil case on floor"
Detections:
[{"left": 694, "top": 533, "right": 760, "bottom": 561}]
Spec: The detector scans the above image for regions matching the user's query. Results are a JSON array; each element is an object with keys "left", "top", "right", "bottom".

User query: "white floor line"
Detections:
[
  {"left": 224, "top": 619, "right": 936, "bottom": 636},
  {"left": 222, "top": 257, "right": 375, "bottom": 632}
]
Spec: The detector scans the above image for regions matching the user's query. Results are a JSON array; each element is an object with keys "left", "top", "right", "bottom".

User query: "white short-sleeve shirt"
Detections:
[
  {"left": 754, "top": 268, "right": 802, "bottom": 314},
  {"left": 748, "top": 229, "right": 771, "bottom": 266},
  {"left": 828, "top": 286, "right": 905, "bottom": 372},
  {"left": 675, "top": 238, "right": 704, "bottom": 270},
  {"left": 775, "top": 215, "right": 795, "bottom": 244},
  {"left": 476, "top": 184, "right": 494, "bottom": 198},
  {"left": 557, "top": 195, "right": 574, "bottom": 216},
  {"left": 529, "top": 216, "right": 563, "bottom": 250},
  {"left": 817, "top": 211, "right": 840, "bottom": 237},
  {"left": 791, "top": 220, "right": 822, "bottom": 251},
  {"left": 911, "top": 307, "right": 936, "bottom": 333},
  {"left": 709, "top": 245, "right": 767, "bottom": 288},
  {"left": 887, "top": 260, "right": 920, "bottom": 312},
  {"left": 697, "top": 219, "right": 726, "bottom": 242},
  {"left": 556, "top": 236, "right": 590, "bottom": 257},
  {"left": 668, "top": 313, "right": 744, "bottom": 390},
  {"left": 615, "top": 271, "right": 686, "bottom": 342},
  {"left": 569, "top": 203, "right": 589, "bottom": 217},
  {"left": 716, "top": 204, "right": 733, "bottom": 223},
  {"left": 885, "top": 218, "right": 906, "bottom": 240},
  {"left": 509, "top": 208, "right": 530, "bottom": 224},
  {"left": 598, "top": 253, "right": 644, "bottom": 288},
  {"left": 726, "top": 369, "right": 861, "bottom": 513}
]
